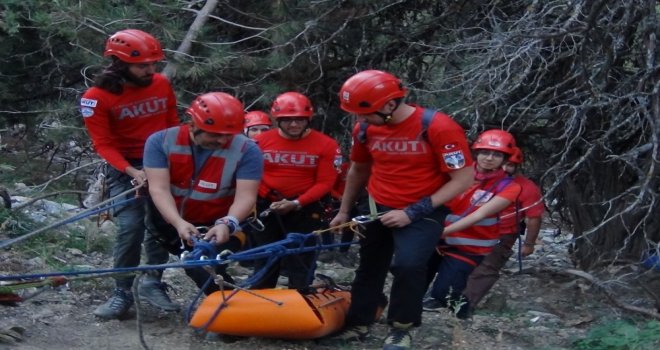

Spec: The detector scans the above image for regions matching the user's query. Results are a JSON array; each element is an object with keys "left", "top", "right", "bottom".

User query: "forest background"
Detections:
[{"left": 0, "top": 0, "right": 658, "bottom": 283}]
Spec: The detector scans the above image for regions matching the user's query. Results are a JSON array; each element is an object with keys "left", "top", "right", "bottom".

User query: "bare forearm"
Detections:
[
  {"left": 338, "top": 164, "right": 370, "bottom": 215},
  {"left": 524, "top": 217, "right": 542, "bottom": 243},
  {"left": 227, "top": 180, "right": 259, "bottom": 222},
  {"left": 150, "top": 187, "right": 184, "bottom": 225},
  {"left": 227, "top": 196, "right": 256, "bottom": 222},
  {"left": 443, "top": 196, "right": 511, "bottom": 236}
]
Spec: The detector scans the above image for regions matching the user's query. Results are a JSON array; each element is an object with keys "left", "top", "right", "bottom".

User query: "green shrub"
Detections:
[{"left": 573, "top": 319, "right": 660, "bottom": 350}]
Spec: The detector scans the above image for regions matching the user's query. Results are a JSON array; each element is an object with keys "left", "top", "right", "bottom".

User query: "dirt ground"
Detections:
[{"left": 1, "top": 225, "right": 659, "bottom": 350}]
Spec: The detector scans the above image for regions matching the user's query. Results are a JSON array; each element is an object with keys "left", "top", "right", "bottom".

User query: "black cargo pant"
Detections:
[{"left": 251, "top": 198, "right": 325, "bottom": 289}]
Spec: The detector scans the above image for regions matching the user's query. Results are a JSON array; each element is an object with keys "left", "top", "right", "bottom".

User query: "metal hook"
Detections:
[{"left": 351, "top": 214, "right": 380, "bottom": 225}]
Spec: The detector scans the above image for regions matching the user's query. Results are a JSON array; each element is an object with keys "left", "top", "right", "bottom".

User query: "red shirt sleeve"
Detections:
[
  {"left": 517, "top": 175, "right": 544, "bottom": 218},
  {"left": 81, "top": 90, "right": 131, "bottom": 172},
  {"left": 165, "top": 78, "right": 180, "bottom": 128},
  {"left": 495, "top": 181, "right": 522, "bottom": 234},
  {"left": 298, "top": 137, "right": 340, "bottom": 206},
  {"left": 426, "top": 113, "right": 474, "bottom": 173}
]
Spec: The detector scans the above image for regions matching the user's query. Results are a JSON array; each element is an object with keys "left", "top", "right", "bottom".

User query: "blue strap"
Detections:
[
  {"left": 357, "top": 108, "right": 436, "bottom": 144},
  {"left": 418, "top": 108, "right": 436, "bottom": 143},
  {"left": 357, "top": 120, "right": 369, "bottom": 144}
]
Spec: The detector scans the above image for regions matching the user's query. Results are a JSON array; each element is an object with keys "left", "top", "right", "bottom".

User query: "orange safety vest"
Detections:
[
  {"left": 441, "top": 175, "right": 515, "bottom": 256},
  {"left": 163, "top": 125, "right": 248, "bottom": 224}
]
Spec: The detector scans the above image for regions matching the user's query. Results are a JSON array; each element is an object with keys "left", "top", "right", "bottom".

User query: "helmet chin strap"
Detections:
[
  {"left": 375, "top": 112, "right": 393, "bottom": 123},
  {"left": 374, "top": 99, "right": 402, "bottom": 123}
]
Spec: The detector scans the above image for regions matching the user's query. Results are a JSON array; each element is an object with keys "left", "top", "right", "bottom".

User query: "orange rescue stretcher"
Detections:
[{"left": 189, "top": 287, "right": 351, "bottom": 339}]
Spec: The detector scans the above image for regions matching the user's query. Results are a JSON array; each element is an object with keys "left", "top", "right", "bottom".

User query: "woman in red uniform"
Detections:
[
  {"left": 244, "top": 110, "right": 272, "bottom": 139},
  {"left": 424, "top": 129, "right": 521, "bottom": 318},
  {"left": 459, "top": 146, "right": 546, "bottom": 316}
]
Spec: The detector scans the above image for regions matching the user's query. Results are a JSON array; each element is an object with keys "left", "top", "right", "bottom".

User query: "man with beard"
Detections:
[
  {"left": 144, "top": 92, "right": 263, "bottom": 295},
  {"left": 80, "top": 29, "right": 180, "bottom": 319},
  {"left": 251, "top": 91, "right": 340, "bottom": 289}
]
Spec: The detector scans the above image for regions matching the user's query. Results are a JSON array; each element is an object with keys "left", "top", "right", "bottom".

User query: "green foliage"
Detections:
[
  {"left": 1, "top": 7, "right": 20, "bottom": 35},
  {"left": 573, "top": 320, "right": 660, "bottom": 350},
  {"left": 0, "top": 207, "right": 38, "bottom": 238},
  {"left": 14, "top": 222, "right": 113, "bottom": 270}
]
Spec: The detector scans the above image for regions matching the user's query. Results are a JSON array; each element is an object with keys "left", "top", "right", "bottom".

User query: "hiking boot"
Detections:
[
  {"left": 327, "top": 325, "right": 370, "bottom": 342},
  {"left": 422, "top": 298, "right": 446, "bottom": 312},
  {"left": 455, "top": 301, "right": 473, "bottom": 319},
  {"left": 382, "top": 322, "right": 413, "bottom": 350},
  {"left": 138, "top": 279, "right": 180, "bottom": 312},
  {"left": 93, "top": 288, "right": 134, "bottom": 319}
]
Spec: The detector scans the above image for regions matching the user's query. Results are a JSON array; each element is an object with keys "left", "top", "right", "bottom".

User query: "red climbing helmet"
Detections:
[
  {"left": 187, "top": 92, "right": 245, "bottom": 134},
  {"left": 244, "top": 111, "right": 272, "bottom": 128},
  {"left": 104, "top": 29, "right": 164, "bottom": 64},
  {"left": 509, "top": 147, "right": 524, "bottom": 164},
  {"left": 338, "top": 70, "right": 407, "bottom": 114},
  {"left": 472, "top": 129, "right": 517, "bottom": 155},
  {"left": 270, "top": 92, "right": 314, "bottom": 118}
]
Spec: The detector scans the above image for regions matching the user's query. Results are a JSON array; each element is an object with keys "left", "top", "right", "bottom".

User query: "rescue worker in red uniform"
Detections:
[
  {"left": 252, "top": 91, "right": 340, "bottom": 289},
  {"left": 458, "top": 146, "right": 544, "bottom": 317},
  {"left": 143, "top": 92, "right": 263, "bottom": 294},
  {"left": 327, "top": 70, "right": 474, "bottom": 350},
  {"left": 244, "top": 110, "right": 273, "bottom": 139},
  {"left": 240, "top": 110, "right": 273, "bottom": 262},
  {"left": 424, "top": 130, "right": 522, "bottom": 319},
  {"left": 80, "top": 29, "right": 180, "bottom": 319}
]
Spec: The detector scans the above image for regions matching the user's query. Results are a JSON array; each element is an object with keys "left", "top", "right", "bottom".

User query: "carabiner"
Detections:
[
  {"left": 351, "top": 215, "right": 379, "bottom": 225},
  {"left": 259, "top": 208, "right": 273, "bottom": 219}
]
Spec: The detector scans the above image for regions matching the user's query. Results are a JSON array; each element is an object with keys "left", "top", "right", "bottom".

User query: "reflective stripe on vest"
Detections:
[
  {"left": 445, "top": 214, "right": 498, "bottom": 226},
  {"left": 163, "top": 125, "right": 248, "bottom": 222},
  {"left": 444, "top": 237, "right": 499, "bottom": 247},
  {"left": 442, "top": 175, "right": 515, "bottom": 255}
]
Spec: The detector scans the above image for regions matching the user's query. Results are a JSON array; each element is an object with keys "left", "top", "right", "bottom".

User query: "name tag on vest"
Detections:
[{"left": 198, "top": 180, "right": 218, "bottom": 190}]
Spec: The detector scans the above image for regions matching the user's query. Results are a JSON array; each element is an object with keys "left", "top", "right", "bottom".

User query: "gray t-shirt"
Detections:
[{"left": 144, "top": 128, "right": 263, "bottom": 181}]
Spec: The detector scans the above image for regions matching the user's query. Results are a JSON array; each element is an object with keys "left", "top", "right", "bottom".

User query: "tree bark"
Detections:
[{"left": 162, "top": 0, "right": 219, "bottom": 79}]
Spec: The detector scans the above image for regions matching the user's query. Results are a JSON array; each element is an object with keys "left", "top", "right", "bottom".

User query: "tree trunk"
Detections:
[{"left": 162, "top": 0, "right": 219, "bottom": 79}]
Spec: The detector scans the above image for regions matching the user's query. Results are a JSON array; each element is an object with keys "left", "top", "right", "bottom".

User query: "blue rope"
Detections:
[
  {"left": 0, "top": 197, "right": 137, "bottom": 249},
  {"left": 1, "top": 230, "right": 357, "bottom": 336},
  {"left": 0, "top": 232, "right": 356, "bottom": 282}
]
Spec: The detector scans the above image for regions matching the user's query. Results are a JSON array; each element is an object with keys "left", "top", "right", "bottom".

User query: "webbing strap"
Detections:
[{"left": 368, "top": 194, "right": 378, "bottom": 219}]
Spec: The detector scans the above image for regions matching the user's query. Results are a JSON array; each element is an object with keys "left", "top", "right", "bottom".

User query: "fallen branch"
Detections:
[
  {"left": 11, "top": 191, "right": 89, "bottom": 211},
  {"left": 533, "top": 267, "right": 660, "bottom": 320},
  {"left": 28, "top": 160, "right": 103, "bottom": 193},
  {"left": 0, "top": 184, "right": 142, "bottom": 249}
]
